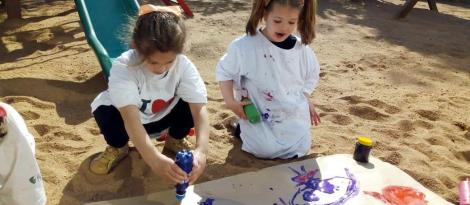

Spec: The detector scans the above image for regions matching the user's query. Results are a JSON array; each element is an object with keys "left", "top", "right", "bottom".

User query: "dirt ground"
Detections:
[{"left": 0, "top": 0, "right": 469, "bottom": 204}]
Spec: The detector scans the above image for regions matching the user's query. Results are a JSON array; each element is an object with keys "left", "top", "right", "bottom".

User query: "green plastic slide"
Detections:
[{"left": 75, "top": 0, "right": 139, "bottom": 78}]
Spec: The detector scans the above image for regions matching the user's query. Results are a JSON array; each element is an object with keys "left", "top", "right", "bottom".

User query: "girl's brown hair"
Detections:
[
  {"left": 132, "top": 10, "right": 186, "bottom": 59},
  {"left": 245, "top": 0, "right": 316, "bottom": 45}
]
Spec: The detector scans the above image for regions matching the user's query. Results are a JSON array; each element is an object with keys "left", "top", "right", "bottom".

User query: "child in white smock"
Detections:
[
  {"left": 217, "top": 0, "right": 321, "bottom": 159},
  {"left": 0, "top": 102, "right": 46, "bottom": 205}
]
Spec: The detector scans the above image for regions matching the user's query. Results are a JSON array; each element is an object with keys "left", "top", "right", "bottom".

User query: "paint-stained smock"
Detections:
[{"left": 216, "top": 30, "right": 320, "bottom": 159}]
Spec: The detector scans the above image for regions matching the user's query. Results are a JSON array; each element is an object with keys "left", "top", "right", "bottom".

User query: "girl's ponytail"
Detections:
[
  {"left": 298, "top": 0, "right": 316, "bottom": 44},
  {"left": 246, "top": 0, "right": 270, "bottom": 36}
]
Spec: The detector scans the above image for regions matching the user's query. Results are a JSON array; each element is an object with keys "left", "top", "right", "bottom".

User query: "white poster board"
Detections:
[{"left": 87, "top": 154, "right": 452, "bottom": 205}]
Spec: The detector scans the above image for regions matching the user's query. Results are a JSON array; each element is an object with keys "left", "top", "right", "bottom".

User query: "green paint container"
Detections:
[{"left": 242, "top": 98, "right": 261, "bottom": 124}]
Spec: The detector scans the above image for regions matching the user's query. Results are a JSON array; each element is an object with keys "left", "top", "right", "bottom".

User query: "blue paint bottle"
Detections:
[{"left": 175, "top": 150, "right": 193, "bottom": 200}]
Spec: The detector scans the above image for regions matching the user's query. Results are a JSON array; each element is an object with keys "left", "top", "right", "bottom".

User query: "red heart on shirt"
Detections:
[{"left": 152, "top": 99, "right": 167, "bottom": 113}]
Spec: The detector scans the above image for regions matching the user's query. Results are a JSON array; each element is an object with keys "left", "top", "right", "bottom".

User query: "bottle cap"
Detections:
[
  {"left": 176, "top": 193, "right": 185, "bottom": 200},
  {"left": 357, "top": 136, "right": 373, "bottom": 146}
]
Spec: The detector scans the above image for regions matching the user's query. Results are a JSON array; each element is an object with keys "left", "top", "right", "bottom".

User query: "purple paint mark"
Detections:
[
  {"left": 269, "top": 54, "right": 275, "bottom": 62},
  {"left": 320, "top": 180, "right": 335, "bottom": 194},
  {"left": 262, "top": 108, "right": 272, "bottom": 121},
  {"left": 199, "top": 197, "right": 215, "bottom": 205},
  {"left": 261, "top": 108, "right": 283, "bottom": 124},
  {"left": 263, "top": 91, "right": 274, "bottom": 101},
  {"left": 262, "top": 112, "right": 270, "bottom": 120},
  {"left": 277, "top": 166, "right": 359, "bottom": 205},
  {"left": 303, "top": 190, "right": 320, "bottom": 201}
]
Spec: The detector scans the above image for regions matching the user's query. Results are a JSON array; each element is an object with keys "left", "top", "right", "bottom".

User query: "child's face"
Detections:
[
  {"left": 144, "top": 51, "right": 177, "bottom": 75},
  {"left": 263, "top": 3, "right": 300, "bottom": 42}
]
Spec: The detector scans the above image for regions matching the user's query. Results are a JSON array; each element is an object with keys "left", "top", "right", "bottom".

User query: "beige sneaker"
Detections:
[
  {"left": 164, "top": 136, "right": 193, "bottom": 153},
  {"left": 89, "top": 145, "right": 129, "bottom": 175}
]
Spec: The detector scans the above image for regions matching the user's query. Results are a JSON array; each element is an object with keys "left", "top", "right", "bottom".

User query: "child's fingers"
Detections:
[
  {"left": 188, "top": 169, "right": 199, "bottom": 184},
  {"left": 235, "top": 107, "right": 247, "bottom": 120},
  {"left": 239, "top": 110, "right": 247, "bottom": 120},
  {"left": 240, "top": 101, "right": 251, "bottom": 106},
  {"left": 188, "top": 163, "right": 203, "bottom": 185},
  {"left": 314, "top": 111, "right": 321, "bottom": 123},
  {"left": 310, "top": 110, "right": 320, "bottom": 126},
  {"left": 170, "top": 164, "right": 187, "bottom": 180},
  {"left": 166, "top": 171, "right": 181, "bottom": 184},
  {"left": 188, "top": 172, "right": 200, "bottom": 185},
  {"left": 310, "top": 111, "right": 315, "bottom": 125}
]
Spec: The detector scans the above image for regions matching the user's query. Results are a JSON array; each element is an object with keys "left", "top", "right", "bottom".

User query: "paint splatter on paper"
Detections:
[
  {"left": 364, "top": 186, "right": 428, "bottom": 205},
  {"left": 276, "top": 166, "right": 359, "bottom": 205},
  {"left": 199, "top": 197, "right": 215, "bottom": 205}
]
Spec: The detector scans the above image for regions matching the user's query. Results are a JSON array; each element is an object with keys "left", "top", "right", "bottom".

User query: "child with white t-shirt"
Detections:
[
  {"left": 90, "top": 5, "right": 209, "bottom": 185},
  {"left": 216, "top": 0, "right": 321, "bottom": 159},
  {"left": 0, "top": 103, "right": 46, "bottom": 205}
]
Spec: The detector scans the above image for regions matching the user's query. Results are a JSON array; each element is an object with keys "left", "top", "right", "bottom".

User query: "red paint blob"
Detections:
[
  {"left": 0, "top": 106, "right": 6, "bottom": 118},
  {"left": 383, "top": 186, "right": 427, "bottom": 205},
  {"left": 365, "top": 186, "right": 427, "bottom": 205}
]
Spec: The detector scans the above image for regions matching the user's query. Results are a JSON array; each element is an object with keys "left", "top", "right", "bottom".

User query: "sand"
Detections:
[{"left": 0, "top": 0, "right": 469, "bottom": 204}]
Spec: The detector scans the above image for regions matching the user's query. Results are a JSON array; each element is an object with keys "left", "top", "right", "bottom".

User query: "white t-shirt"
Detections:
[
  {"left": 91, "top": 50, "right": 207, "bottom": 124},
  {"left": 0, "top": 103, "right": 46, "bottom": 205},
  {"left": 216, "top": 30, "right": 320, "bottom": 159}
]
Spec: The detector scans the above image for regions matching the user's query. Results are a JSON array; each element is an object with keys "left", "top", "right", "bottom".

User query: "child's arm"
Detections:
[
  {"left": 219, "top": 80, "right": 247, "bottom": 120},
  {"left": 118, "top": 105, "right": 187, "bottom": 184},
  {"left": 302, "top": 47, "right": 321, "bottom": 126},
  {"left": 187, "top": 103, "right": 209, "bottom": 184},
  {"left": 302, "top": 48, "right": 320, "bottom": 96},
  {"left": 304, "top": 93, "right": 321, "bottom": 126}
]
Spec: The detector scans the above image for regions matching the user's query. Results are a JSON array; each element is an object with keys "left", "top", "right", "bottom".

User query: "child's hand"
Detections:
[
  {"left": 188, "top": 149, "right": 207, "bottom": 185},
  {"left": 308, "top": 101, "right": 321, "bottom": 126},
  {"left": 226, "top": 100, "right": 248, "bottom": 120},
  {"left": 153, "top": 154, "right": 187, "bottom": 185}
]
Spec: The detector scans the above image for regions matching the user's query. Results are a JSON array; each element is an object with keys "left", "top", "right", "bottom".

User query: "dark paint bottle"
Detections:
[{"left": 353, "top": 136, "right": 373, "bottom": 163}]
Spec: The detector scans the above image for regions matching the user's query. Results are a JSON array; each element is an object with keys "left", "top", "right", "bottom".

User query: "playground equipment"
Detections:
[
  {"left": 161, "top": 0, "right": 194, "bottom": 18},
  {"left": 397, "top": 0, "right": 438, "bottom": 18},
  {"left": 75, "top": 0, "right": 193, "bottom": 78}
]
